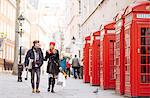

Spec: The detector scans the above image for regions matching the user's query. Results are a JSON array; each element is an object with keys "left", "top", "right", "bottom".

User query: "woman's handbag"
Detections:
[{"left": 57, "top": 72, "right": 66, "bottom": 87}]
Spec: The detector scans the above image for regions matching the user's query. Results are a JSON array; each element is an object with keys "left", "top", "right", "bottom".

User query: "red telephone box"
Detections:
[
  {"left": 83, "top": 36, "right": 91, "bottom": 83},
  {"left": 124, "top": 2, "right": 150, "bottom": 97},
  {"left": 90, "top": 31, "right": 100, "bottom": 86},
  {"left": 115, "top": 10, "right": 126, "bottom": 95},
  {"left": 100, "top": 22, "right": 116, "bottom": 90}
]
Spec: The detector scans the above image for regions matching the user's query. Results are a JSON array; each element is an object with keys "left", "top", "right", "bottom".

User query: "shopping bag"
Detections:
[
  {"left": 57, "top": 72, "right": 66, "bottom": 87},
  {"left": 28, "top": 59, "right": 33, "bottom": 72}
]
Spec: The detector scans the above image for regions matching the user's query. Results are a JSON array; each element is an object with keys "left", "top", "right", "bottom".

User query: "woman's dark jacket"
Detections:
[
  {"left": 24, "top": 47, "right": 44, "bottom": 68},
  {"left": 44, "top": 49, "right": 60, "bottom": 75}
]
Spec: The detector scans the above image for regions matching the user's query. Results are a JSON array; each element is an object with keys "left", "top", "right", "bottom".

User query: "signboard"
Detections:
[{"left": 137, "top": 14, "right": 150, "bottom": 19}]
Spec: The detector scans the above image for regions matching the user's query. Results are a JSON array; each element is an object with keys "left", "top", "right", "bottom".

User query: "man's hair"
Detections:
[{"left": 33, "top": 40, "right": 39, "bottom": 46}]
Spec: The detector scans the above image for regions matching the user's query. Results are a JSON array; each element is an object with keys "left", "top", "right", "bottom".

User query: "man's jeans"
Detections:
[{"left": 31, "top": 68, "right": 41, "bottom": 89}]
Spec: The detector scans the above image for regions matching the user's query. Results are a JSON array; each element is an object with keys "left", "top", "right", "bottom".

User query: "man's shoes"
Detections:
[
  {"left": 32, "top": 89, "right": 36, "bottom": 93},
  {"left": 36, "top": 89, "right": 40, "bottom": 93}
]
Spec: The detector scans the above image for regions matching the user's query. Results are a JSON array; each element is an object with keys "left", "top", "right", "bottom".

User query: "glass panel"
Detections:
[
  {"left": 141, "top": 37, "right": 146, "bottom": 45},
  {"left": 141, "top": 28, "right": 146, "bottom": 36},
  {"left": 141, "top": 47, "right": 146, "bottom": 54},
  {"left": 148, "top": 56, "right": 150, "bottom": 64},
  {"left": 141, "top": 56, "right": 146, "bottom": 64},
  {"left": 147, "top": 75, "right": 150, "bottom": 83},
  {"left": 148, "top": 66, "right": 150, "bottom": 73},
  {"left": 147, "top": 28, "right": 150, "bottom": 36},
  {"left": 148, "top": 47, "right": 150, "bottom": 54},
  {"left": 141, "top": 65, "right": 146, "bottom": 73},
  {"left": 141, "top": 75, "right": 146, "bottom": 83},
  {"left": 147, "top": 37, "right": 150, "bottom": 45}
]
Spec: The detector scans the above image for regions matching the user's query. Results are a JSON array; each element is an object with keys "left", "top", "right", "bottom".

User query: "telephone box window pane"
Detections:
[
  {"left": 148, "top": 47, "right": 150, "bottom": 54},
  {"left": 148, "top": 75, "right": 150, "bottom": 83},
  {"left": 141, "top": 47, "right": 146, "bottom": 54},
  {"left": 141, "top": 75, "right": 146, "bottom": 83},
  {"left": 148, "top": 56, "right": 150, "bottom": 64},
  {"left": 147, "top": 38, "right": 150, "bottom": 45},
  {"left": 147, "top": 28, "right": 150, "bottom": 36},
  {"left": 141, "top": 56, "right": 146, "bottom": 64},
  {"left": 141, "top": 65, "right": 146, "bottom": 73},
  {"left": 141, "top": 28, "right": 146, "bottom": 36},
  {"left": 141, "top": 37, "right": 146, "bottom": 45},
  {"left": 148, "top": 66, "right": 150, "bottom": 73}
]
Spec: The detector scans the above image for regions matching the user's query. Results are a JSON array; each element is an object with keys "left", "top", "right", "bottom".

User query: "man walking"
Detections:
[
  {"left": 24, "top": 40, "right": 44, "bottom": 93},
  {"left": 72, "top": 55, "right": 80, "bottom": 79}
]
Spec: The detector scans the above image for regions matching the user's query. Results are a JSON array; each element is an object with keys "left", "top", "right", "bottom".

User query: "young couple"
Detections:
[{"left": 24, "top": 40, "right": 59, "bottom": 93}]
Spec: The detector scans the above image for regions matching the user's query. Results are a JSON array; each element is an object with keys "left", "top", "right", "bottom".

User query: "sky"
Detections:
[{"left": 38, "top": 0, "right": 67, "bottom": 33}]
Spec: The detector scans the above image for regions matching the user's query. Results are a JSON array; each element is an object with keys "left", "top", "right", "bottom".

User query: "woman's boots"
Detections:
[
  {"left": 48, "top": 77, "right": 55, "bottom": 93},
  {"left": 48, "top": 77, "right": 51, "bottom": 92}
]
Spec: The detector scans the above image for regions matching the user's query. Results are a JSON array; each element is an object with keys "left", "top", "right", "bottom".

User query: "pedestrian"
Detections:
[
  {"left": 44, "top": 42, "right": 60, "bottom": 93},
  {"left": 72, "top": 55, "right": 80, "bottom": 79},
  {"left": 24, "top": 40, "right": 44, "bottom": 93},
  {"left": 66, "top": 58, "right": 71, "bottom": 77},
  {"left": 60, "top": 55, "right": 66, "bottom": 72},
  {"left": 79, "top": 59, "right": 83, "bottom": 79}
]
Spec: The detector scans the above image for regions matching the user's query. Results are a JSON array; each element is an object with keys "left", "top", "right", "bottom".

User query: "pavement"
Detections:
[{"left": 0, "top": 72, "right": 124, "bottom": 98}]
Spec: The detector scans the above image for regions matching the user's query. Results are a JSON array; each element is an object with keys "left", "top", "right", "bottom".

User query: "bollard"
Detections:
[{"left": 18, "top": 64, "right": 23, "bottom": 82}]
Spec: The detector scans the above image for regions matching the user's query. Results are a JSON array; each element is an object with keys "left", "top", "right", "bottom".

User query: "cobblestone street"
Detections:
[{"left": 0, "top": 72, "right": 124, "bottom": 98}]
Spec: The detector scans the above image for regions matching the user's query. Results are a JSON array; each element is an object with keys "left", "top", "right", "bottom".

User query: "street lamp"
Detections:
[
  {"left": 17, "top": 14, "right": 25, "bottom": 82},
  {"left": 18, "top": 14, "right": 25, "bottom": 37},
  {"left": 18, "top": 14, "right": 25, "bottom": 64}
]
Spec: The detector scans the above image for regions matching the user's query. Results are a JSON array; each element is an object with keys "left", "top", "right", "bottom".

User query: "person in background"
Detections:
[
  {"left": 60, "top": 55, "right": 66, "bottom": 72},
  {"left": 66, "top": 57, "right": 71, "bottom": 77},
  {"left": 72, "top": 55, "right": 80, "bottom": 79},
  {"left": 24, "top": 40, "right": 44, "bottom": 93},
  {"left": 45, "top": 42, "right": 59, "bottom": 93},
  {"left": 79, "top": 59, "right": 84, "bottom": 79}
]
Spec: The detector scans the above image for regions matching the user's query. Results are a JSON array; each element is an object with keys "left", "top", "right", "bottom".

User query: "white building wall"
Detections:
[{"left": 80, "top": 0, "right": 148, "bottom": 37}]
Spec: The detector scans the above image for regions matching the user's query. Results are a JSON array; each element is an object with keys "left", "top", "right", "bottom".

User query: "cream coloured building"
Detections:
[
  {"left": 65, "top": 0, "right": 149, "bottom": 59},
  {"left": 0, "top": 0, "right": 16, "bottom": 65},
  {"left": 65, "top": 0, "right": 81, "bottom": 57}
]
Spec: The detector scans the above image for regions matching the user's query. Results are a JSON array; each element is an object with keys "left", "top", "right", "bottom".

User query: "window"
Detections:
[
  {"left": 140, "top": 27, "right": 150, "bottom": 83},
  {"left": 141, "top": 47, "right": 146, "bottom": 54},
  {"left": 109, "top": 40, "right": 115, "bottom": 80},
  {"left": 125, "top": 29, "right": 130, "bottom": 83}
]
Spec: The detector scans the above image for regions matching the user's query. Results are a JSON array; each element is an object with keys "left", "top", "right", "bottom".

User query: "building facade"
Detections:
[
  {"left": 80, "top": 0, "right": 149, "bottom": 37},
  {"left": 0, "top": 0, "right": 16, "bottom": 70},
  {"left": 65, "top": 0, "right": 81, "bottom": 57},
  {"left": 64, "top": 0, "right": 149, "bottom": 59}
]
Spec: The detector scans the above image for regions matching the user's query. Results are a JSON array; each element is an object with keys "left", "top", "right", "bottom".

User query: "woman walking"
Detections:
[{"left": 45, "top": 42, "right": 60, "bottom": 93}]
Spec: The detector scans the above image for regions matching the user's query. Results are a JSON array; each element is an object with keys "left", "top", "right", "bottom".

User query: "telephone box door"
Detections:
[{"left": 137, "top": 24, "right": 150, "bottom": 96}]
